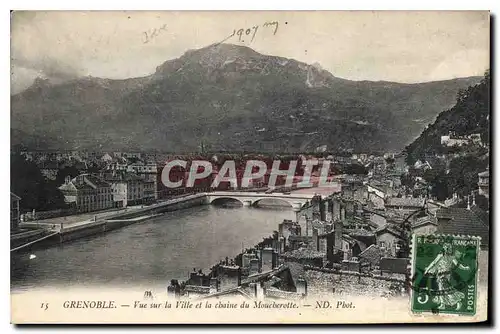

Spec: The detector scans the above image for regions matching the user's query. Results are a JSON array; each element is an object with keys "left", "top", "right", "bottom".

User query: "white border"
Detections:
[{"left": 2, "top": 1, "right": 498, "bottom": 333}]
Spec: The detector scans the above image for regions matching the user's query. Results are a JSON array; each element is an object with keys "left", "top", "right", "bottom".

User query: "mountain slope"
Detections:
[
  {"left": 405, "top": 70, "right": 490, "bottom": 164},
  {"left": 11, "top": 43, "right": 482, "bottom": 153}
]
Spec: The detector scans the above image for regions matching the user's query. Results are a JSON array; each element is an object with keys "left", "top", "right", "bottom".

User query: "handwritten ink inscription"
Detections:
[
  {"left": 142, "top": 24, "right": 167, "bottom": 44},
  {"left": 226, "top": 21, "right": 279, "bottom": 44}
]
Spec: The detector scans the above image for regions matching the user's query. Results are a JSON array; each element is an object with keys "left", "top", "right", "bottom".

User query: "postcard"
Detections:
[{"left": 10, "top": 10, "right": 490, "bottom": 324}]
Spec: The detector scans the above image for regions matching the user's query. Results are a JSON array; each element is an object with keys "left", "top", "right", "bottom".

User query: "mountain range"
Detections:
[{"left": 11, "top": 43, "right": 482, "bottom": 153}]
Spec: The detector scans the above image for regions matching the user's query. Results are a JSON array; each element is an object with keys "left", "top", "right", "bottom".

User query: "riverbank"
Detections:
[
  {"left": 12, "top": 189, "right": 311, "bottom": 254},
  {"left": 12, "top": 193, "right": 208, "bottom": 253},
  {"left": 11, "top": 204, "right": 294, "bottom": 291}
]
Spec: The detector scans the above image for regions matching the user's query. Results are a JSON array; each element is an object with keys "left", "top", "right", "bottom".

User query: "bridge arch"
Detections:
[
  {"left": 210, "top": 197, "right": 245, "bottom": 207},
  {"left": 251, "top": 197, "right": 294, "bottom": 208}
]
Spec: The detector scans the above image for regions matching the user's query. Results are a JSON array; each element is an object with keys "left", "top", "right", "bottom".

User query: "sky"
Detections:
[{"left": 10, "top": 10, "right": 490, "bottom": 94}]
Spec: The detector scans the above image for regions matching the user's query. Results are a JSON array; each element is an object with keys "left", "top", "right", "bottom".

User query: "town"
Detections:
[{"left": 11, "top": 131, "right": 490, "bottom": 300}]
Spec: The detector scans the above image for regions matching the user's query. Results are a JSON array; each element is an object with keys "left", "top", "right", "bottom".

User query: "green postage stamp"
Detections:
[{"left": 410, "top": 234, "right": 480, "bottom": 316}]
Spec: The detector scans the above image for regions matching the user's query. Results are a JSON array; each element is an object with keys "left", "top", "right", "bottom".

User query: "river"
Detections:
[{"left": 10, "top": 204, "right": 295, "bottom": 292}]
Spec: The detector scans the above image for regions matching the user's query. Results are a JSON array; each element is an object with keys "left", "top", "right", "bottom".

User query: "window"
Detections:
[{"left": 379, "top": 241, "right": 386, "bottom": 248}]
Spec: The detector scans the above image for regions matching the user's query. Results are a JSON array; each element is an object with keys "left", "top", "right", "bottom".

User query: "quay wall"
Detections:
[
  {"left": 13, "top": 194, "right": 209, "bottom": 252},
  {"left": 60, "top": 194, "right": 208, "bottom": 240},
  {"left": 58, "top": 222, "right": 106, "bottom": 243}
]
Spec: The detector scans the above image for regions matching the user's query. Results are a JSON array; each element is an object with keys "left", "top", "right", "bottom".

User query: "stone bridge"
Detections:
[{"left": 206, "top": 191, "right": 316, "bottom": 212}]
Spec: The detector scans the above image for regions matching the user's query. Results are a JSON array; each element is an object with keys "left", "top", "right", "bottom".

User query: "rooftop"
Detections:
[
  {"left": 386, "top": 197, "right": 425, "bottom": 208},
  {"left": 374, "top": 224, "right": 405, "bottom": 239},
  {"left": 11, "top": 192, "right": 21, "bottom": 201},
  {"left": 358, "top": 244, "right": 381, "bottom": 265},
  {"left": 281, "top": 248, "right": 324, "bottom": 259},
  {"left": 436, "top": 206, "right": 489, "bottom": 246},
  {"left": 478, "top": 170, "right": 489, "bottom": 177}
]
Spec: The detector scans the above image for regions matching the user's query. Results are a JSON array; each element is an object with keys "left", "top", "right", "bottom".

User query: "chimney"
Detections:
[
  {"left": 333, "top": 199, "right": 342, "bottom": 221},
  {"left": 167, "top": 279, "right": 180, "bottom": 299},
  {"left": 272, "top": 250, "right": 279, "bottom": 269},
  {"left": 320, "top": 199, "right": 327, "bottom": 221},
  {"left": 325, "top": 199, "right": 333, "bottom": 221},
  {"left": 217, "top": 264, "right": 241, "bottom": 291},
  {"left": 312, "top": 195, "right": 322, "bottom": 220},
  {"left": 326, "top": 231, "right": 335, "bottom": 264},
  {"left": 312, "top": 227, "right": 319, "bottom": 251},
  {"left": 65, "top": 175, "right": 71, "bottom": 185},
  {"left": 249, "top": 259, "right": 260, "bottom": 276},
  {"left": 467, "top": 196, "right": 471, "bottom": 210},
  {"left": 334, "top": 220, "right": 343, "bottom": 251},
  {"left": 296, "top": 277, "right": 308, "bottom": 296},
  {"left": 473, "top": 193, "right": 476, "bottom": 206},
  {"left": 250, "top": 282, "right": 265, "bottom": 300},
  {"left": 209, "top": 277, "right": 219, "bottom": 294},
  {"left": 261, "top": 247, "right": 274, "bottom": 273},
  {"left": 305, "top": 217, "right": 312, "bottom": 237},
  {"left": 242, "top": 253, "right": 257, "bottom": 269}
]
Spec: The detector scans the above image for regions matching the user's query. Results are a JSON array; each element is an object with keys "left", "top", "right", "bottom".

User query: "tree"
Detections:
[
  {"left": 11, "top": 153, "right": 66, "bottom": 212},
  {"left": 447, "top": 155, "right": 488, "bottom": 197},
  {"left": 55, "top": 165, "right": 80, "bottom": 185},
  {"left": 423, "top": 168, "right": 450, "bottom": 200},
  {"left": 405, "top": 70, "right": 490, "bottom": 163}
]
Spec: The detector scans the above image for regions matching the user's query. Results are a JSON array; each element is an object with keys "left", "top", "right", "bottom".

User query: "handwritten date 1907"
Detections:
[
  {"left": 228, "top": 21, "right": 279, "bottom": 44},
  {"left": 142, "top": 24, "right": 167, "bottom": 44}
]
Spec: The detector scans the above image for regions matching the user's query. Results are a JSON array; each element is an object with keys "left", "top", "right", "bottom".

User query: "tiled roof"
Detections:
[
  {"left": 478, "top": 170, "right": 489, "bottom": 177},
  {"left": 84, "top": 174, "right": 111, "bottom": 187},
  {"left": 368, "top": 181, "right": 388, "bottom": 191},
  {"left": 265, "top": 288, "right": 304, "bottom": 300},
  {"left": 281, "top": 248, "right": 324, "bottom": 259},
  {"left": 343, "top": 235, "right": 368, "bottom": 252},
  {"left": 375, "top": 225, "right": 405, "bottom": 239},
  {"left": 105, "top": 170, "right": 142, "bottom": 181},
  {"left": 40, "top": 161, "right": 59, "bottom": 169},
  {"left": 471, "top": 206, "right": 489, "bottom": 227},
  {"left": 342, "top": 234, "right": 357, "bottom": 246},
  {"left": 184, "top": 285, "right": 210, "bottom": 294},
  {"left": 358, "top": 244, "right": 381, "bottom": 266},
  {"left": 264, "top": 276, "right": 282, "bottom": 289},
  {"left": 436, "top": 206, "right": 489, "bottom": 247},
  {"left": 288, "top": 235, "right": 311, "bottom": 242},
  {"left": 346, "top": 228, "right": 375, "bottom": 237},
  {"left": 72, "top": 182, "right": 94, "bottom": 191},
  {"left": 386, "top": 197, "right": 425, "bottom": 208},
  {"left": 11, "top": 192, "right": 21, "bottom": 201},
  {"left": 412, "top": 215, "right": 437, "bottom": 228},
  {"left": 199, "top": 286, "right": 254, "bottom": 300},
  {"left": 243, "top": 265, "right": 289, "bottom": 284}
]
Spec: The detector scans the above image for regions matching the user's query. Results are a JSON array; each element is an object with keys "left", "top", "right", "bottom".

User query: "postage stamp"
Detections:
[{"left": 410, "top": 234, "right": 480, "bottom": 316}]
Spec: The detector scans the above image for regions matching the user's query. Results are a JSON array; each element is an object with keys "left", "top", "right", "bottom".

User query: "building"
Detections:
[
  {"left": 59, "top": 174, "right": 114, "bottom": 213},
  {"left": 440, "top": 133, "right": 482, "bottom": 147},
  {"left": 478, "top": 168, "right": 489, "bottom": 199},
  {"left": 358, "top": 244, "right": 382, "bottom": 267},
  {"left": 105, "top": 172, "right": 145, "bottom": 207},
  {"left": 367, "top": 183, "right": 386, "bottom": 210},
  {"left": 413, "top": 160, "right": 432, "bottom": 171},
  {"left": 107, "top": 158, "right": 158, "bottom": 200},
  {"left": 385, "top": 197, "right": 425, "bottom": 215},
  {"left": 411, "top": 215, "right": 438, "bottom": 236},
  {"left": 11, "top": 193, "right": 21, "bottom": 230},
  {"left": 100, "top": 153, "right": 113, "bottom": 163},
  {"left": 39, "top": 161, "right": 59, "bottom": 181},
  {"left": 436, "top": 205, "right": 489, "bottom": 249},
  {"left": 374, "top": 225, "right": 405, "bottom": 258}
]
